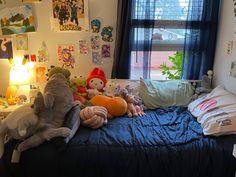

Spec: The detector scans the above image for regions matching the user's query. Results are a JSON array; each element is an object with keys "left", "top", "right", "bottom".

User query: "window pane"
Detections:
[
  {"left": 133, "top": 0, "right": 203, "bottom": 21},
  {"left": 130, "top": 51, "right": 177, "bottom": 79}
]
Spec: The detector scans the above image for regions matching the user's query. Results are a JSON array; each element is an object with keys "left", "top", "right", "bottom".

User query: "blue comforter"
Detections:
[{"left": 1, "top": 107, "right": 236, "bottom": 177}]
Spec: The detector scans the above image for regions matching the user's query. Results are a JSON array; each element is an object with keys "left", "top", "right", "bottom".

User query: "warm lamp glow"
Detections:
[{"left": 10, "top": 65, "right": 30, "bottom": 85}]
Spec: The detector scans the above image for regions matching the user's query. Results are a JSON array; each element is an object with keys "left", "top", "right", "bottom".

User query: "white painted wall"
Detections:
[
  {"left": 213, "top": 0, "right": 236, "bottom": 94},
  {"left": 0, "top": 0, "right": 117, "bottom": 95}
]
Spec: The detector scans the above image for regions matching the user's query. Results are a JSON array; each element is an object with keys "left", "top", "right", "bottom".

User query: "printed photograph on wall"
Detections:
[
  {"left": 92, "top": 51, "right": 102, "bottom": 65},
  {"left": 91, "top": 36, "right": 100, "bottom": 50},
  {"left": 101, "top": 44, "right": 111, "bottom": 58},
  {"left": 57, "top": 44, "right": 75, "bottom": 69},
  {"left": 35, "top": 65, "right": 47, "bottom": 83},
  {"left": 52, "top": 0, "right": 89, "bottom": 32},
  {"left": 0, "top": 5, "right": 36, "bottom": 35},
  {"left": 0, "top": 38, "right": 13, "bottom": 59},
  {"left": 16, "top": 34, "right": 28, "bottom": 50},
  {"left": 79, "top": 40, "right": 89, "bottom": 54},
  {"left": 230, "top": 61, "right": 236, "bottom": 78},
  {"left": 38, "top": 41, "right": 49, "bottom": 62}
]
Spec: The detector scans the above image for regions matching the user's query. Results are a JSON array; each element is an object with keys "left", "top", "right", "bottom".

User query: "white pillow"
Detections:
[{"left": 188, "top": 86, "right": 236, "bottom": 136}]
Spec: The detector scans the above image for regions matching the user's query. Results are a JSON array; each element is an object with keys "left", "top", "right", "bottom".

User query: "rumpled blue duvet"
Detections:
[{"left": 1, "top": 107, "right": 236, "bottom": 177}]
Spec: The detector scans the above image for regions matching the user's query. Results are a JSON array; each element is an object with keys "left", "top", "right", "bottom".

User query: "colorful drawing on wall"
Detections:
[
  {"left": 101, "top": 44, "right": 111, "bottom": 58},
  {"left": 91, "top": 19, "right": 101, "bottom": 33},
  {"left": 30, "top": 54, "right": 37, "bottom": 62},
  {"left": 57, "top": 44, "right": 75, "bottom": 69},
  {"left": 79, "top": 40, "right": 89, "bottom": 54},
  {"left": 22, "top": 0, "right": 42, "bottom": 2},
  {"left": 16, "top": 34, "right": 28, "bottom": 51},
  {"left": 92, "top": 51, "right": 102, "bottom": 65},
  {"left": 91, "top": 36, "right": 100, "bottom": 50},
  {"left": 38, "top": 41, "right": 49, "bottom": 62},
  {"left": 101, "top": 26, "right": 113, "bottom": 42},
  {"left": 0, "top": 38, "right": 13, "bottom": 59},
  {"left": 35, "top": 65, "right": 47, "bottom": 83},
  {"left": 52, "top": 0, "right": 89, "bottom": 32},
  {"left": 0, "top": 5, "right": 36, "bottom": 35},
  {"left": 0, "top": 0, "right": 6, "bottom": 4},
  {"left": 230, "top": 61, "right": 236, "bottom": 78}
]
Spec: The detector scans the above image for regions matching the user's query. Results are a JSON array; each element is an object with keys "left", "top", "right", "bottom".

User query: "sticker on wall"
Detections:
[
  {"left": 51, "top": 0, "right": 89, "bottom": 32},
  {"left": 91, "top": 19, "right": 101, "bottom": 33},
  {"left": 79, "top": 40, "right": 89, "bottom": 54},
  {"left": 227, "top": 41, "right": 233, "bottom": 55},
  {"left": 101, "top": 26, "right": 113, "bottom": 42},
  {"left": 16, "top": 34, "right": 28, "bottom": 51},
  {"left": 91, "top": 36, "right": 100, "bottom": 50},
  {"left": 0, "top": 38, "right": 13, "bottom": 59},
  {"left": 230, "top": 61, "right": 236, "bottom": 78},
  {"left": 57, "top": 44, "right": 75, "bottom": 69},
  {"left": 0, "top": 5, "right": 36, "bottom": 35},
  {"left": 92, "top": 51, "right": 102, "bottom": 65},
  {"left": 35, "top": 65, "right": 47, "bottom": 83},
  {"left": 38, "top": 41, "right": 49, "bottom": 62},
  {"left": 101, "top": 44, "right": 111, "bottom": 58},
  {"left": 30, "top": 54, "right": 37, "bottom": 62},
  {"left": 24, "top": 54, "right": 30, "bottom": 62}
]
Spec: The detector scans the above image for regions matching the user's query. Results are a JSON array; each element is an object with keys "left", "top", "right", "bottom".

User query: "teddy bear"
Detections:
[
  {"left": 17, "top": 73, "right": 75, "bottom": 152},
  {"left": 103, "top": 80, "right": 120, "bottom": 97},
  {"left": 80, "top": 106, "right": 107, "bottom": 129},
  {"left": 86, "top": 68, "right": 107, "bottom": 99},
  {"left": 119, "top": 88, "right": 138, "bottom": 117},
  {"left": 46, "top": 65, "right": 71, "bottom": 81}
]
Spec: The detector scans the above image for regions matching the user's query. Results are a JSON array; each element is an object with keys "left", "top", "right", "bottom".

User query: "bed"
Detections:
[{"left": 1, "top": 106, "right": 236, "bottom": 177}]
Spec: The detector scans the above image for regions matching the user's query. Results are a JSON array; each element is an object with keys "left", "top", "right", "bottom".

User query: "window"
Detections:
[{"left": 130, "top": 0, "right": 203, "bottom": 79}]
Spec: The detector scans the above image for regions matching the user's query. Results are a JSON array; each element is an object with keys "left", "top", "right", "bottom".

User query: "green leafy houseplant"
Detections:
[{"left": 160, "top": 51, "right": 183, "bottom": 80}]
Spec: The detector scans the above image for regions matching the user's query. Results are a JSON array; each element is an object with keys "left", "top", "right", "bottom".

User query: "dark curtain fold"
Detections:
[
  {"left": 111, "top": 0, "right": 133, "bottom": 79},
  {"left": 182, "top": 0, "right": 220, "bottom": 80},
  {"left": 111, "top": 0, "right": 155, "bottom": 79}
]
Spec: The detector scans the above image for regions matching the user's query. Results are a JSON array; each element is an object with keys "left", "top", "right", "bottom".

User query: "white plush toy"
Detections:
[{"left": 0, "top": 103, "right": 39, "bottom": 159}]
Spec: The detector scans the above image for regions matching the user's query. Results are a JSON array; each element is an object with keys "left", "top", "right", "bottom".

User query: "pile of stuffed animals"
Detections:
[{"left": 0, "top": 66, "right": 146, "bottom": 163}]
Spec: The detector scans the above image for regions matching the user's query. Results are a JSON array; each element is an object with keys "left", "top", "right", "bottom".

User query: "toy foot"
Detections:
[{"left": 59, "top": 127, "right": 71, "bottom": 137}]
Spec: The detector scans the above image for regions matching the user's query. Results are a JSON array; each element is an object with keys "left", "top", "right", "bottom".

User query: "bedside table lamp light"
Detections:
[{"left": 6, "top": 65, "right": 30, "bottom": 105}]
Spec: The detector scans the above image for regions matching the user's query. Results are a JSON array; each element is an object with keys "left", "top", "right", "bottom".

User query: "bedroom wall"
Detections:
[
  {"left": 0, "top": 0, "right": 118, "bottom": 95},
  {"left": 213, "top": 0, "right": 236, "bottom": 94}
]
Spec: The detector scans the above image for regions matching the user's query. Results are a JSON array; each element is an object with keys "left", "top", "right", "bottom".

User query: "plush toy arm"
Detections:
[
  {"left": 44, "top": 93, "right": 55, "bottom": 109},
  {"left": 0, "top": 119, "right": 7, "bottom": 158},
  {"left": 17, "top": 127, "right": 71, "bottom": 152}
]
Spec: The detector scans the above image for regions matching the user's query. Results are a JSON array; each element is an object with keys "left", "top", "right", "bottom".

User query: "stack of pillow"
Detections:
[{"left": 188, "top": 86, "right": 236, "bottom": 136}]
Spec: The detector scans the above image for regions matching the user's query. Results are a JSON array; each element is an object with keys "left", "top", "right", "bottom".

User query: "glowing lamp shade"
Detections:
[{"left": 10, "top": 65, "right": 30, "bottom": 85}]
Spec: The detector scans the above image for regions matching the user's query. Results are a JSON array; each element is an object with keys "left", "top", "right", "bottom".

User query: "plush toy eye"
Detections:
[
  {"left": 91, "top": 80, "right": 93, "bottom": 83},
  {"left": 100, "top": 81, "right": 103, "bottom": 85}
]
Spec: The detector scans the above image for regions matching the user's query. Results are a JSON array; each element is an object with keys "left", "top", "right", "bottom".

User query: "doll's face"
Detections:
[{"left": 88, "top": 78, "right": 104, "bottom": 90}]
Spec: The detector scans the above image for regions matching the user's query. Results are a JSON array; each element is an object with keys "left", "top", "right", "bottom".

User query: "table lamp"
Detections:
[{"left": 5, "top": 65, "right": 30, "bottom": 105}]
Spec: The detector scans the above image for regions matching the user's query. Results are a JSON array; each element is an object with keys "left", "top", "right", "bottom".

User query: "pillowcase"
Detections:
[
  {"left": 188, "top": 86, "right": 236, "bottom": 136},
  {"left": 139, "top": 79, "right": 194, "bottom": 109}
]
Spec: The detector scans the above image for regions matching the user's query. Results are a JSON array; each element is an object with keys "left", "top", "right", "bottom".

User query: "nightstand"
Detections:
[{"left": 0, "top": 105, "right": 22, "bottom": 119}]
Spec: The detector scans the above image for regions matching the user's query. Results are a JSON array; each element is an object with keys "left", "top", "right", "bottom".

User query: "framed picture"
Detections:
[
  {"left": 0, "top": 38, "right": 13, "bottom": 59},
  {"left": 16, "top": 34, "right": 28, "bottom": 51},
  {"left": 0, "top": 5, "right": 36, "bottom": 35}
]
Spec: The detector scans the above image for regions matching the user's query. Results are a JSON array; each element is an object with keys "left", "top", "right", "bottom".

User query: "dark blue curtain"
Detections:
[
  {"left": 111, "top": 0, "right": 133, "bottom": 79},
  {"left": 182, "top": 0, "right": 220, "bottom": 80},
  {"left": 111, "top": 0, "right": 155, "bottom": 79}
]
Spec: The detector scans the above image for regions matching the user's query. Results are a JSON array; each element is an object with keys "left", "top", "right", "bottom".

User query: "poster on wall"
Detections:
[
  {"left": 79, "top": 40, "right": 89, "bottom": 54},
  {"left": 16, "top": 34, "right": 28, "bottom": 50},
  {"left": 51, "top": 0, "right": 89, "bottom": 32},
  {"left": 230, "top": 61, "right": 236, "bottom": 78},
  {"left": 35, "top": 65, "right": 47, "bottom": 83},
  {"left": 38, "top": 41, "right": 49, "bottom": 62},
  {"left": 0, "top": 38, "right": 13, "bottom": 59},
  {"left": 0, "top": 5, "right": 36, "bottom": 35},
  {"left": 57, "top": 44, "right": 75, "bottom": 69}
]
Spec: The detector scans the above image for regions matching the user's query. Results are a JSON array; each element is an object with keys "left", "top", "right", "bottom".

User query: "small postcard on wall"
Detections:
[
  {"left": 35, "top": 65, "right": 47, "bottom": 83},
  {"left": 230, "top": 61, "right": 236, "bottom": 78},
  {"left": 0, "top": 38, "right": 13, "bottom": 59},
  {"left": 16, "top": 34, "right": 28, "bottom": 51},
  {"left": 57, "top": 44, "right": 75, "bottom": 69}
]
